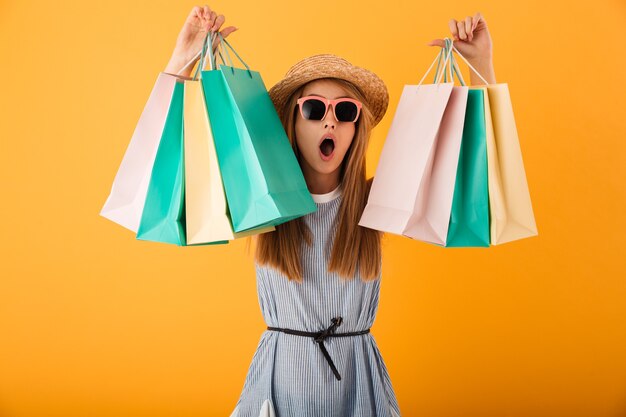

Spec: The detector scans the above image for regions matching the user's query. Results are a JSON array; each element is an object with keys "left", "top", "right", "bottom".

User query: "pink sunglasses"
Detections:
[{"left": 296, "top": 95, "right": 362, "bottom": 123}]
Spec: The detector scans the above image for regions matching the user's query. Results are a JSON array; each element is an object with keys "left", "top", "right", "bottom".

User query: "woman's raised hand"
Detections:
[
  {"left": 165, "top": 5, "right": 238, "bottom": 76},
  {"left": 427, "top": 12, "right": 496, "bottom": 85}
]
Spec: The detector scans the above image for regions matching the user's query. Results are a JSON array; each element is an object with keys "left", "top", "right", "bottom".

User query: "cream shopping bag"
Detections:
[
  {"left": 184, "top": 34, "right": 275, "bottom": 244},
  {"left": 452, "top": 46, "right": 538, "bottom": 244}
]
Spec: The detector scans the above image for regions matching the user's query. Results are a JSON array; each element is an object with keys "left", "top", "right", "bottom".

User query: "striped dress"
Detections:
[{"left": 229, "top": 184, "right": 401, "bottom": 417}]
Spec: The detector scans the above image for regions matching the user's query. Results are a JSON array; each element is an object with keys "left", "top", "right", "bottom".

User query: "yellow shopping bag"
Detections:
[
  {"left": 486, "top": 83, "right": 537, "bottom": 244},
  {"left": 183, "top": 35, "right": 275, "bottom": 244},
  {"left": 469, "top": 82, "right": 538, "bottom": 244}
]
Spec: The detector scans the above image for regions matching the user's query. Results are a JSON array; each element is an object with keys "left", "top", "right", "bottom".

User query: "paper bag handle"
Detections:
[
  {"left": 418, "top": 39, "right": 455, "bottom": 86},
  {"left": 433, "top": 39, "right": 466, "bottom": 85},
  {"left": 193, "top": 31, "right": 228, "bottom": 79},
  {"left": 175, "top": 31, "right": 225, "bottom": 77},
  {"left": 418, "top": 37, "right": 490, "bottom": 86},
  {"left": 205, "top": 32, "right": 252, "bottom": 77},
  {"left": 449, "top": 41, "right": 490, "bottom": 85}
]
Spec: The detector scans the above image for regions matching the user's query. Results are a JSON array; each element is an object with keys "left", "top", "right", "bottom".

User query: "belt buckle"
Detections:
[{"left": 314, "top": 316, "right": 343, "bottom": 343}]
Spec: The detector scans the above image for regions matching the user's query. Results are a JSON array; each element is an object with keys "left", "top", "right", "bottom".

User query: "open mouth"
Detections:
[{"left": 320, "top": 138, "right": 335, "bottom": 157}]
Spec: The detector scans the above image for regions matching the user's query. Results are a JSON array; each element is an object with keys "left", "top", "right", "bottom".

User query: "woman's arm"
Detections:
[
  {"left": 467, "top": 58, "right": 496, "bottom": 86},
  {"left": 427, "top": 12, "right": 496, "bottom": 85},
  {"left": 164, "top": 4, "right": 238, "bottom": 78}
]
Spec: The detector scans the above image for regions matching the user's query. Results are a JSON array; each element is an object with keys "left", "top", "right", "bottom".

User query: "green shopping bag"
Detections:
[
  {"left": 445, "top": 88, "right": 490, "bottom": 247},
  {"left": 422, "top": 39, "right": 489, "bottom": 248},
  {"left": 200, "top": 33, "right": 316, "bottom": 233},
  {"left": 136, "top": 78, "right": 227, "bottom": 246}
]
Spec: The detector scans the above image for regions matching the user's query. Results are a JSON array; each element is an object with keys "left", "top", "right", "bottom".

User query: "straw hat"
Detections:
[{"left": 268, "top": 54, "right": 389, "bottom": 127}]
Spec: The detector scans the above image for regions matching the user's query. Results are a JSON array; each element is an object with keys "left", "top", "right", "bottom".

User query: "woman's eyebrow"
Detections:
[{"left": 308, "top": 93, "right": 352, "bottom": 99}]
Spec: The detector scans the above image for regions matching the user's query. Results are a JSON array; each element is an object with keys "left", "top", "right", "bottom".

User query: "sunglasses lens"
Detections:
[
  {"left": 335, "top": 101, "right": 359, "bottom": 122},
  {"left": 301, "top": 99, "right": 327, "bottom": 120}
]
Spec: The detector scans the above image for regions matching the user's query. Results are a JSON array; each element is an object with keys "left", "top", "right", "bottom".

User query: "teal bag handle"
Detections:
[
  {"left": 219, "top": 32, "right": 251, "bottom": 71},
  {"left": 173, "top": 31, "right": 225, "bottom": 77},
  {"left": 192, "top": 31, "right": 227, "bottom": 80},
  {"left": 205, "top": 32, "right": 223, "bottom": 72},
  {"left": 433, "top": 39, "right": 466, "bottom": 85},
  {"left": 448, "top": 39, "right": 467, "bottom": 85},
  {"left": 432, "top": 40, "right": 451, "bottom": 83},
  {"left": 206, "top": 31, "right": 253, "bottom": 78},
  {"left": 215, "top": 33, "right": 235, "bottom": 68},
  {"left": 417, "top": 37, "right": 455, "bottom": 86},
  {"left": 191, "top": 34, "right": 208, "bottom": 80},
  {"left": 425, "top": 37, "right": 492, "bottom": 86},
  {"left": 433, "top": 46, "right": 454, "bottom": 83},
  {"left": 450, "top": 53, "right": 466, "bottom": 85},
  {"left": 207, "top": 31, "right": 229, "bottom": 72}
]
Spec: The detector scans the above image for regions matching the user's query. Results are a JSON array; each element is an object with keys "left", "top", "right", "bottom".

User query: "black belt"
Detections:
[{"left": 267, "top": 316, "right": 370, "bottom": 381}]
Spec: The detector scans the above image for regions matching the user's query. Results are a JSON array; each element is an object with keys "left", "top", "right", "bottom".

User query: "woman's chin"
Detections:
[{"left": 312, "top": 160, "right": 341, "bottom": 175}]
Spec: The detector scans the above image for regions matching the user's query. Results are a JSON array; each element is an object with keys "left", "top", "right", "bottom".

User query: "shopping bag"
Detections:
[
  {"left": 136, "top": 78, "right": 227, "bottom": 246},
  {"left": 200, "top": 33, "right": 316, "bottom": 233},
  {"left": 419, "top": 43, "right": 492, "bottom": 248},
  {"left": 451, "top": 45, "right": 538, "bottom": 244},
  {"left": 419, "top": 43, "right": 491, "bottom": 248},
  {"left": 404, "top": 45, "right": 469, "bottom": 245},
  {"left": 359, "top": 42, "right": 463, "bottom": 245},
  {"left": 473, "top": 84, "right": 538, "bottom": 244},
  {"left": 100, "top": 72, "right": 180, "bottom": 232},
  {"left": 444, "top": 86, "right": 490, "bottom": 247},
  {"left": 136, "top": 79, "right": 188, "bottom": 245},
  {"left": 184, "top": 35, "right": 276, "bottom": 244}
]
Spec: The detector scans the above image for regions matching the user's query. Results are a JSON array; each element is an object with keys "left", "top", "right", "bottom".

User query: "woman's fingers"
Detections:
[
  {"left": 220, "top": 26, "right": 238, "bottom": 38},
  {"left": 456, "top": 20, "right": 467, "bottom": 40},
  {"left": 448, "top": 19, "right": 459, "bottom": 40},
  {"left": 448, "top": 14, "right": 484, "bottom": 42},
  {"left": 210, "top": 26, "right": 238, "bottom": 53},
  {"left": 198, "top": 6, "right": 211, "bottom": 31},
  {"left": 189, "top": 6, "right": 201, "bottom": 20},
  {"left": 429, "top": 12, "right": 488, "bottom": 58},
  {"left": 184, "top": 5, "right": 237, "bottom": 55},
  {"left": 464, "top": 16, "right": 473, "bottom": 41},
  {"left": 427, "top": 39, "right": 443, "bottom": 47},
  {"left": 443, "top": 14, "right": 483, "bottom": 44},
  {"left": 473, "top": 12, "right": 483, "bottom": 30},
  {"left": 206, "top": 10, "right": 217, "bottom": 30},
  {"left": 211, "top": 14, "right": 225, "bottom": 32}
]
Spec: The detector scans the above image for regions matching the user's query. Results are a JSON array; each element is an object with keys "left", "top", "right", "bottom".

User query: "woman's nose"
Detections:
[{"left": 323, "top": 104, "right": 336, "bottom": 127}]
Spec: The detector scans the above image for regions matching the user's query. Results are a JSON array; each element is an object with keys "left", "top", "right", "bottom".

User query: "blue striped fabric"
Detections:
[{"left": 230, "top": 187, "right": 401, "bottom": 417}]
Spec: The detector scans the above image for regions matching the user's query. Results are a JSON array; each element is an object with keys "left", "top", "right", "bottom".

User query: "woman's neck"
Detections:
[
  {"left": 307, "top": 180, "right": 340, "bottom": 194},
  {"left": 301, "top": 163, "right": 341, "bottom": 194}
]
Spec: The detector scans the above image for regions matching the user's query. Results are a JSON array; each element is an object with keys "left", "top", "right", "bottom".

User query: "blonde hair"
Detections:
[{"left": 246, "top": 77, "right": 382, "bottom": 282}]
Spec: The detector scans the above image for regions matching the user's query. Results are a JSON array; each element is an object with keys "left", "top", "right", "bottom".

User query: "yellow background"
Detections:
[{"left": 1, "top": 0, "right": 625, "bottom": 416}]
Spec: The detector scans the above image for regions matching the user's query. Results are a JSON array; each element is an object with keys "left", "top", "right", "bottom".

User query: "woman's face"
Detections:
[{"left": 294, "top": 79, "right": 356, "bottom": 178}]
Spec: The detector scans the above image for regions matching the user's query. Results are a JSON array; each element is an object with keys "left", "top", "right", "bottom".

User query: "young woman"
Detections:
[{"left": 164, "top": 6, "right": 496, "bottom": 416}]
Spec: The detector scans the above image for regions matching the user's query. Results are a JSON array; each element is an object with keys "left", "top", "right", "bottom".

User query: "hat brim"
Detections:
[{"left": 268, "top": 54, "right": 389, "bottom": 127}]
